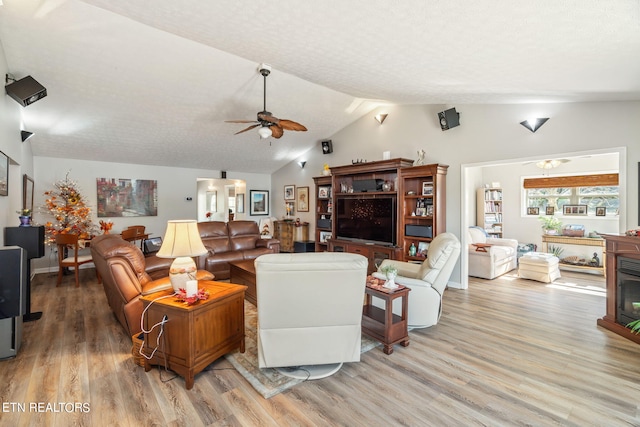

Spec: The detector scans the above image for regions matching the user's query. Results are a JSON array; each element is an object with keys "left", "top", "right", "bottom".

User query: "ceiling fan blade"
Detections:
[
  {"left": 257, "top": 112, "right": 278, "bottom": 124},
  {"left": 225, "top": 120, "right": 258, "bottom": 123},
  {"left": 278, "top": 119, "right": 307, "bottom": 132},
  {"left": 234, "top": 124, "right": 260, "bottom": 135},
  {"left": 270, "top": 124, "right": 284, "bottom": 139}
]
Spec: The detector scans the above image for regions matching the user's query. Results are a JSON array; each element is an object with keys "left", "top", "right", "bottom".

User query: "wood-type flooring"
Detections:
[{"left": 1, "top": 269, "right": 639, "bottom": 426}]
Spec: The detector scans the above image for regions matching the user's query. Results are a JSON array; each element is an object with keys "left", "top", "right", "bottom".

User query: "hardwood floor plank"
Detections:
[{"left": 2, "top": 269, "right": 639, "bottom": 426}]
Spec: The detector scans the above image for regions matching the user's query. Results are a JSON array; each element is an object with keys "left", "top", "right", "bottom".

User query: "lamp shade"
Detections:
[
  {"left": 157, "top": 220, "right": 208, "bottom": 292},
  {"left": 157, "top": 220, "right": 207, "bottom": 258}
]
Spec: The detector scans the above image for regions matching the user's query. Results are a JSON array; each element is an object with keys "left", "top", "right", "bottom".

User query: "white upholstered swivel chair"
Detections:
[
  {"left": 255, "top": 252, "right": 368, "bottom": 379},
  {"left": 467, "top": 226, "right": 518, "bottom": 279},
  {"left": 375, "top": 232, "right": 461, "bottom": 329}
]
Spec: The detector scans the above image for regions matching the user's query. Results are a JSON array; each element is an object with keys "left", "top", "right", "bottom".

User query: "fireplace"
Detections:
[
  {"left": 617, "top": 257, "right": 640, "bottom": 325},
  {"left": 598, "top": 234, "right": 640, "bottom": 344}
]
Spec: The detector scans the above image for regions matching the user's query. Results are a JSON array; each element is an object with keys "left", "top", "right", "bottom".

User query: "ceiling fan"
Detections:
[{"left": 226, "top": 64, "right": 307, "bottom": 139}]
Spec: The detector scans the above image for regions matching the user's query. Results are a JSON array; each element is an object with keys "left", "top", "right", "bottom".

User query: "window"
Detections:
[{"left": 523, "top": 174, "right": 619, "bottom": 216}]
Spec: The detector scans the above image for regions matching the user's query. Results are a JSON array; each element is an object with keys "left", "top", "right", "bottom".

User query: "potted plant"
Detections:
[
  {"left": 538, "top": 215, "right": 562, "bottom": 235},
  {"left": 380, "top": 264, "right": 398, "bottom": 289},
  {"left": 16, "top": 209, "right": 31, "bottom": 227}
]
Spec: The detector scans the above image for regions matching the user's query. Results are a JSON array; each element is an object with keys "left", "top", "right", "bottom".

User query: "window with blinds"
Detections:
[{"left": 524, "top": 174, "right": 619, "bottom": 216}]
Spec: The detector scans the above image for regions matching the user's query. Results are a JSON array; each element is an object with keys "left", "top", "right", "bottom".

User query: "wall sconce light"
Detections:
[
  {"left": 374, "top": 113, "right": 388, "bottom": 124},
  {"left": 298, "top": 161, "right": 306, "bottom": 169},
  {"left": 21, "top": 131, "right": 34, "bottom": 142},
  {"left": 520, "top": 118, "right": 549, "bottom": 133}
]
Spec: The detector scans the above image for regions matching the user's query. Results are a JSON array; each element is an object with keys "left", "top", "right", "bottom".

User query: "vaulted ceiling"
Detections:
[{"left": 1, "top": 1, "right": 639, "bottom": 173}]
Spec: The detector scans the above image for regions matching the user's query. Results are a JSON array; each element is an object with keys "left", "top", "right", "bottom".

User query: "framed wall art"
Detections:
[
  {"left": 250, "top": 190, "right": 269, "bottom": 215},
  {"left": 23, "top": 174, "right": 34, "bottom": 212},
  {"left": 0, "top": 150, "right": 8, "bottom": 196},
  {"left": 297, "top": 186, "right": 309, "bottom": 212},
  {"left": 562, "top": 204, "right": 587, "bottom": 216},
  {"left": 96, "top": 178, "right": 158, "bottom": 217},
  {"left": 284, "top": 185, "right": 295, "bottom": 200}
]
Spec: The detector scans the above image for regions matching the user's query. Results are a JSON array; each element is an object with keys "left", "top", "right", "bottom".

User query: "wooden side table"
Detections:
[
  {"left": 362, "top": 282, "right": 410, "bottom": 354},
  {"left": 140, "top": 281, "right": 246, "bottom": 389}
]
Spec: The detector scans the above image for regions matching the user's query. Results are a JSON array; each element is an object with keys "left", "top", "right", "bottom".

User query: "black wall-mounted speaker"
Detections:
[
  {"left": 438, "top": 108, "right": 460, "bottom": 131},
  {"left": 5, "top": 75, "right": 47, "bottom": 107},
  {"left": 4, "top": 226, "right": 45, "bottom": 260},
  {"left": 321, "top": 140, "right": 333, "bottom": 154}
]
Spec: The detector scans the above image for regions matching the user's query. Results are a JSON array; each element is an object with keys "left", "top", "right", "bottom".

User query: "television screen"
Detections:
[{"left": 336, "top": 197, "right": 396, "bottom": 245}]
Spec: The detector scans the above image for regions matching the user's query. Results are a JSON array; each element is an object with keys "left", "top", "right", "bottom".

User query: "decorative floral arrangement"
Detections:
[
  {"left": 625, "top": 229, "right": 640, "bottom": 237},
  {"left": 99, "top": 220, "right": 114, "bottom": 234},
  {"left": 174, "top": 288, "right": 209, "bottom": 305},
  {"left": 41, "top": 172, "right": 98, "bottom": 244},
  {"left": 17, "top": 208, "right": 31, "bottom": 217},
  {"left": 206, "top": 211, "right": 212, "bottom": 220}
]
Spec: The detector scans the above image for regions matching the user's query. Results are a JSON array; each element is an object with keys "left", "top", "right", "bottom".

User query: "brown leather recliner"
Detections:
[{"left": 90, "top": 234, "right": 212, "bottom": 336}]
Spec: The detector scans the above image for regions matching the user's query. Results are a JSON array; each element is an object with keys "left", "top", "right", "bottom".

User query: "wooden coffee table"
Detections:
[
  {"left": 229, "top": 259, "right": 257, "bottom": 306},
  {"left": 140, "top": 281, "right": 246, "bottom": 389}
]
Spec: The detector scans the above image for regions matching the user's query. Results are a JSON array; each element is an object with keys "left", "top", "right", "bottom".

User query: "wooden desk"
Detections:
[
  {"left": 541, "top": 234, "right": 606, "bottom": 276},
  {"left": 362, "top": 278, "right": 410, "bottom": 354},
  {"left": 140, "top": 281, "right": 246, "bottom": 389}
]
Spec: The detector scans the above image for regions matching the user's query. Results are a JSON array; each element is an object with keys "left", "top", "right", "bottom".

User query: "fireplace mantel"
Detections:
[{"left": 597, "top": 234, "right": 640, "bottom": 344}]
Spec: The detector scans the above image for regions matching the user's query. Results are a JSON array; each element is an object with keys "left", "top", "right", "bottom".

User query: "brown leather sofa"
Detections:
[
  {"left": 90, "top": 234, "right": 212, "bottom": 336},
  {"left": 197, "top": 220, "right": 280, "bottom": 279}
]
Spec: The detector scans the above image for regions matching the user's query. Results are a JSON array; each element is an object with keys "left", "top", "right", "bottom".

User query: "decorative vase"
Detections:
[
  {"left": 18, "top": 216, "right": 31, "bottom": 227},
  {"left": 383, "top": 272, "right": 398, "bottom": 289},
  {"left": 382, "top": 180, "right": 392, "bottom": 192}
]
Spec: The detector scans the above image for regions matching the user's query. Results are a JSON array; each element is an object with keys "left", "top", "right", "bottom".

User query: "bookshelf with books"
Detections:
[{"left": 477, "top": 187, "right": 503, "bottom": 237}]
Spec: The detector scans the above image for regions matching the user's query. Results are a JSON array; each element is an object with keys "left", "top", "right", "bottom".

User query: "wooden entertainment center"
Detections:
[{"left": 314, "top": 158, "right": 448, "bottom": 273}]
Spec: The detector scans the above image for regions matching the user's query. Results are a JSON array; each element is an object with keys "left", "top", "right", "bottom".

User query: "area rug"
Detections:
[{"left": 225, "top": 302, "right": 379, "bottom": 399}]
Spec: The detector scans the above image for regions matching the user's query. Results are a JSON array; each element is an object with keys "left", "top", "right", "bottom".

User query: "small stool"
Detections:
[{"left": 518, "top": 252, "right": 561, "bottom": 283}]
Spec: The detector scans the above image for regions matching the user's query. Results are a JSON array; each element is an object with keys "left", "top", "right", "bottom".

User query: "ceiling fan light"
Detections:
[{"left": 258, "top": 126, "right": 272, "bottom": 139}]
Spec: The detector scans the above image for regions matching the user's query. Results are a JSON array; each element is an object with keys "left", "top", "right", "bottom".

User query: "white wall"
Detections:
[
  {"left": 0, "top": 37, "right": 36, "bottom": 245},
  {"left": 31, "top": 157, "right": 269, "bottom": 272},
  {"left": 272, "top": 101, "right": 640, "bottom": 287}
]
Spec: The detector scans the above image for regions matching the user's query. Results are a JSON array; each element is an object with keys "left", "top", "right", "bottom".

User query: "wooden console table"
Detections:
[
  {"left": 140, "top": 281, "right": 246, "bottom": 389},
  {"left": 541, "top": 234, "right": 606, "bottom": 276}
]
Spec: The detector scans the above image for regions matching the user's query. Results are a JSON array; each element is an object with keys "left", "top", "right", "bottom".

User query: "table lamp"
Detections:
[{"left": 156, "top": 220, "right": 208, "bottom": 292}]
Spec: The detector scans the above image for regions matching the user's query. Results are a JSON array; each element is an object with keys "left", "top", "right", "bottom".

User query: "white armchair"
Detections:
[
  {"left": 375, "top": 232, "right": 461, "bottom": 329},
  {"left": 467, "top": 226, "right": 517, "bottom": 279},
  {"left": 255, "top": 252, "right": 368, "bottom": 379}
]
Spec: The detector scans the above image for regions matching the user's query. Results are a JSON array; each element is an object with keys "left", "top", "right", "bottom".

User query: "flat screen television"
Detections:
[{"left": 335, "top": 196, "right": 396, "bottom": 246}]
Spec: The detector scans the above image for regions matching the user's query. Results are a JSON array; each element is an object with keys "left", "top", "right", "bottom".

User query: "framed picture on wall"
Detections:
[
  {"left": 23, "top": 174, "right": 34, "bottom": 212},
  {"left": 297, "top": 186, "right": 309, "bottom": 212},
  {"left": 250, "top": 190, "right": 269, "bottom": 215},
  {"left": 284, "top": 185, "right": 295, "bottom": 200},
  {"left": 0, "top": 151, "right": 8, "bottom": 196}
]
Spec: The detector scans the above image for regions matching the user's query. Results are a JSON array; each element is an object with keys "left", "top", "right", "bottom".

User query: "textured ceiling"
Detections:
[{"left": 1, "top": 0, "right": 639, "bottom": 173}]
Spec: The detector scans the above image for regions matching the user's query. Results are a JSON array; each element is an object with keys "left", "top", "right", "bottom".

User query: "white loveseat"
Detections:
[
  {"left": 255, "top": 252, "right": 368, "bottom": 379},
  {"left": 467, "top": 226, "right": 518, "bottom": 280}
]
